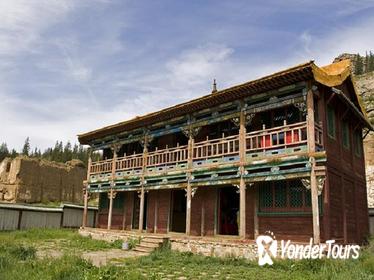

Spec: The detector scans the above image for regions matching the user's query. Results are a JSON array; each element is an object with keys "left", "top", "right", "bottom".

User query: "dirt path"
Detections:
[{"left": 35, "top": 241, "right": 148, "bottom": 267}]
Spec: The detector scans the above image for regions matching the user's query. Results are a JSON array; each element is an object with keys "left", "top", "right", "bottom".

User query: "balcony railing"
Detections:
[
  {"left": 193, "top": 134, "right": 240, "bottom": 161},
  {"left": 89, "top": 120, "right": 322, "bottom": 177},
  {"left": 246, "top": 121, "right": 307, "bottom": 152},
  {"left": 147, "top": 144, "right": 188, "bottom": 167}
]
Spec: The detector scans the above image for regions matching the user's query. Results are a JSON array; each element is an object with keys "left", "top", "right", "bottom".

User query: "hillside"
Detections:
[{"left": 355, "top": 71, "right": 374, "bottom": 208}]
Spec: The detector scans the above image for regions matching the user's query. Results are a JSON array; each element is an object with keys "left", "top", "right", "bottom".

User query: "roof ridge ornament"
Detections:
[{"left": 212, "top": 79, "right": 217, "bottom": 93}]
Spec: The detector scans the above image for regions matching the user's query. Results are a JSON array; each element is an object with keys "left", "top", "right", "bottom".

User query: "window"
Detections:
[
  {"left": 99, "top": 192, "right": 124, "bottom": 210},
  {"left": 113, "top": 192, "right": 125, "bottom": 209},
  {"left": 99, "top": 193, "right": 108, "bottom": 210},
  {"left": 327, "top": 106, "right": 336, "bottom": 139},
  {"left": 354, "top": 131, "right": 363, "bottom": 157},
  {"left": 342, "top": 121, "right": 350, "bottom": 149},
  {"left": 259, "top": 180, "right": 314, "bottom": 213}
]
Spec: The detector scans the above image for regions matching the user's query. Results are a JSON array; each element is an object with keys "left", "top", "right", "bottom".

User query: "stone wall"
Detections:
[
  {"left": 0, "top": 156, "right": 86, "bottom": 203},
  {"left": 170, "top": 238, "right": 257, "bottom": 260},
  {"left": 79, "top": 227, "right": 258, "bottom": 260}
]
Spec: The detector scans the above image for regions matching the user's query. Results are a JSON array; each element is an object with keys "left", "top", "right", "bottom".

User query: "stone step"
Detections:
[
  {"left": 133, "top": 246, "right": 155, "bottom": 253},
  {"left": 139, "top": 241, "right": 161, "bottom": 248},
  {"left": 142, "top": 237, "right": 166, "bottom": 244}
]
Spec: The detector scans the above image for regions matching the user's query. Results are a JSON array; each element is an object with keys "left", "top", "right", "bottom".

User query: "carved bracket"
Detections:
[
  {"left": 231, "top": 112, "right": 256, "bottom": 127},
  {"left": 294, "top": 102, "right": 307, "bottom": 116},
  {"left": 107, "top": 191, "right": 117, "bottom": 200},
  {"left": 301, "top": 176, "right": 325, "bottom": 195},
  {"left": 245, "top": 113, "right": 256, "bottom": 126},
  {"left": 182, "top": 126, "right": 201, "bottom": 138},
  {"left": 231, "top": 117, "right": 240, "bottom": 127},
  {"left": 140, "top": 133, "right": 154, "bottom": 148},
  {"left": 191, "top": 187, "right": 197, "bottom": 198},
  {"left": 184, "top": 187, "right": 198, "bottom": 198},
  {"left": 110, "top": 143, "right": 122, "bottom": 154}
]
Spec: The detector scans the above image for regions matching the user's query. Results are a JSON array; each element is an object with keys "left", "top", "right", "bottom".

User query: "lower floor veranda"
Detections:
[{"left": 92, "top": 179, "right": 323, "bottom": 242}]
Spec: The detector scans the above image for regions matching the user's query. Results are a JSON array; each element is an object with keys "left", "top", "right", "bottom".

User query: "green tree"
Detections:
[
  {"left": 0, "top": 143, "right": 9, "bottom": 161},
  {"left": 10, "top": 149, "right": 18, "bottom": 158},
  {"left": 354, "top": 53, "right": 364, "bottom": 75},
  {"left": 368, "top": 51, "right": 374, "bottom": 72},
  {"left": 22, "top": 137, "right": 31, "bottom": 156}
]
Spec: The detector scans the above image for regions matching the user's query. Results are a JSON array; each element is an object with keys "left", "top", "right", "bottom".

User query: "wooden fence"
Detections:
[{"left": 0, "top": 203, "right": 98, "bottom": 231}]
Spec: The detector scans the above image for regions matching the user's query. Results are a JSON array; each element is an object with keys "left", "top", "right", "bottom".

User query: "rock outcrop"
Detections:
[
  {"left": 355, "top": 68, "right": 374, "bottom": 208},
  {"left": 0, "top": 156, "right": 86, "bottom": 203},
  {"left": 334, "top": 53, "right": 374, "bottom": 207}
]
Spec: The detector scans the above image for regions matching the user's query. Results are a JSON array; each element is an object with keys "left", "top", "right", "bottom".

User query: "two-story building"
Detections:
[{"left": 78, "top": 59, "right": 372, "bottom": 244}]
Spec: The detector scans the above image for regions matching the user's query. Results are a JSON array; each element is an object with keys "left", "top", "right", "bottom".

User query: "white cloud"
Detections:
[
  {"left": 296, "top": 16, "right": 374, "bottom": 65},
  {"left": 1, "top": 1, "right": 374, "bottom": 153},
  {"left": 0, "top": 0, "right": 75, "bottom": 56}
]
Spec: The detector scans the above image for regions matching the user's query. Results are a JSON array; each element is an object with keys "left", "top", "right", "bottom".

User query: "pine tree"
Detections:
[
  {"left": 22, "top": 137, "right": 31, "bottom": 156},
  {"left": 10, "top": 149, "right": 18, "bottom": 158},
  {"left": 355, "top": 53, "right": 364, "bottom": 75},
  {"left": 0, "top": 143, "right": 9, "bottom": 161},
  {"left": 63, "top": 141, "right": 72, "bottom": 163},
  {"left": 369, "top": 51, "right": 374, "bottom": 72}
]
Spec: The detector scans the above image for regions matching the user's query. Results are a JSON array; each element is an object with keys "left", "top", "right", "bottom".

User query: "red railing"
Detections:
[{"left": 246, "top": 121, "right": 307, "bottom": 152}]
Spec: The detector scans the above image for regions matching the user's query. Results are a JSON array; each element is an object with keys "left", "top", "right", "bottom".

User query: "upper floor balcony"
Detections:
[{"left": 87, "top": 120, "right": 324, "bottom": 187}]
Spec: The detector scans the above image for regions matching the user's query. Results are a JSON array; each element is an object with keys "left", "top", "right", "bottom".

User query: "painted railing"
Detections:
[
  {"left": 116, "top": 153, "right": 143, "bottom": 171},
  {"left": 315, "top": 122, "right": 323, "bottom": 149},
  {"left": 89, "top": 120, "right": 322, "bottom": 176},
  {"left": 90, "top": 158, "right": 113, "bottom": 175},
  {"left": 246, "top": 121, "right": 307, "bottom": 152},
  {"left": 193, "top": 134, "right": 240, "bottom": 161},
  {"left": 147, "top": 145, "right": 188, "bottom": 167}
]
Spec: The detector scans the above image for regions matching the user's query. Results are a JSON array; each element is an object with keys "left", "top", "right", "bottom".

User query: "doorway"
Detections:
[
  {"left": 132, "top": 192, "right": 148, "bottom": 230},
  {"left": 170, "top": 189, "right": 186, "bottom": 232},
  {"left": 218, "top": 186, "right": 239, "bottom": 235}
]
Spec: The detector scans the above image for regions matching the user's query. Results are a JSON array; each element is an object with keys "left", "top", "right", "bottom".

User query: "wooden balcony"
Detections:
[{"left": 88, "top": 121, "right": 323, "bottom": 184}]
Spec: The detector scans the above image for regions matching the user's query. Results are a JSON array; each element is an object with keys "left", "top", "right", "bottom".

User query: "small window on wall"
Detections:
[
  {"left": 327, "top": 106, "right": 336, "bottom": 139},
  {"left": 259, "top": 180, "right": 314, "bottom": 213},
  {"left": 342, "top": 121, "right": 350, "bottom": 149},
  {"left": 354, "top": 131, "right": 363, "bottom": 157}
]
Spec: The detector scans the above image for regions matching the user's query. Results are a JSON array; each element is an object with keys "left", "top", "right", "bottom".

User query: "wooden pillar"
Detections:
[
  {"left": 239, "top": 108, "right": 246, "bottom": 238},
  {"left": 139, "top": 189, "right": 145, "bottom": 231},
  {"left": 307, "top": 84, "right": 316, "bottom": 152},
  {"left": 307, "top": 83, "right": 320, "bottom": 244},
  {"left": 139, "top": 134, "right": 148, "bottom": 232},
  {"left": 82, "top": 186, "right": 88, "bottom": 228},
  {"left": 253, "top": 185, "right": 259, "bottom": 238},
  {"left": 108, "top": 147, "right": 118, "bottom": 230},
  {"left": 107, "top": 189, "right": 114, "bottom": 230},
  {"left": 82, "top": 153, "right": 92, "bottom": 228},
  {"left": 186, "top": 133, "right": 194, "bottom": 235},
  {"left": 201, "top": 195, "right": 205, "bottom": 236},
  {"left": 154, "top": 191, "right": 158, "bottom": 233}
]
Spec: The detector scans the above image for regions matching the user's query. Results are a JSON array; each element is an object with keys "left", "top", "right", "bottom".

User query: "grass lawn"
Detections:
[{"left": 0, "top": 229, "right": 373, "bottom": 280}]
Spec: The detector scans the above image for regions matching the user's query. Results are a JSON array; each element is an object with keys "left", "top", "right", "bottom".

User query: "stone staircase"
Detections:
[{"left": 133, "top": 236, "right": 169, "bottom": 254}]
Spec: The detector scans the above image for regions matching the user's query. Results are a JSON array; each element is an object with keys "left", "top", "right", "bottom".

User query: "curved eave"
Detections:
[{"left": 312, "top": 59, "right": 372, "bottom": 130}]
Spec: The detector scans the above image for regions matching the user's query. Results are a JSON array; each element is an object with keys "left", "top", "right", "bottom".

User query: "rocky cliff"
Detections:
[
  {"left": 355, "top": 71, "right": 374, "bottom": 208},
  {"left": 0, "top": 156, "right": 86, "bottom": 203}
]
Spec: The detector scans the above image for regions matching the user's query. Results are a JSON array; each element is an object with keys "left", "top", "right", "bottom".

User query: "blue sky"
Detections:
[{"left": 1, "top": 0, "right": 374, "bottom": 151}]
